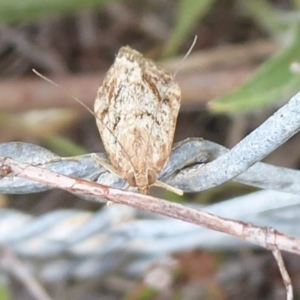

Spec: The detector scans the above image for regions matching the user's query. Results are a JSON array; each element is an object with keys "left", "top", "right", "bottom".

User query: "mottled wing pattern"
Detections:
[{"left": 94, "top": 46, "right": 181, "bottom": 187}]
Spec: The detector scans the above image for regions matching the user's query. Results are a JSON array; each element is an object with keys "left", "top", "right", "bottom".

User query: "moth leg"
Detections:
[
  {"left": 91, "top": 153, "right": 120, "bottom": 176},
  {"left": 154, "top": 180, "right": 183, "bottom": 196},
  {"left": 91, "top": 153, "right": 130, "bottom": 190},
  {"left": 92, "top": 154, "right": 125, "bottom": 206},
  {"left": 123, "top": 184, "right": 131, "bottom": 190}
]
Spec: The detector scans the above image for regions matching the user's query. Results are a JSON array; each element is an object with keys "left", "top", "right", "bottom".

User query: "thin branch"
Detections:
[
  {"left": 1, "top": 156, "right": 300, "bottom": 255},
  {"left": 0, "top": 247, "right": 52, "bottom": 300},
  {"left": 272, "top": 248, "right": 293, "bottom": 300}
]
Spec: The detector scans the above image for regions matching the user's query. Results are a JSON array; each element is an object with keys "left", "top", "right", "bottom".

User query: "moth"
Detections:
[{"left": 94, "top": 46, "right": 182, "bottom": 195}]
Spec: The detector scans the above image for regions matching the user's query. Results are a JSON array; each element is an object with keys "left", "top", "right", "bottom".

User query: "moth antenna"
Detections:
[
  {"left": 32, "top": 69, "right": 96, "bottom": 118},
  {"left": 173, "top": 35, "right": 198, "bottom": 78},
  {"left": 32, "top": 69, "right": 137, "bottom": 174},
  {"left": 145, "top": 36, "right": 198, "bottom": 166}
]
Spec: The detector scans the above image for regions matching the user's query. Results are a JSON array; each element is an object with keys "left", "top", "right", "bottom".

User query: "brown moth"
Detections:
[{"left": 94, "top": 46, "right": 181, "bottom": 194}]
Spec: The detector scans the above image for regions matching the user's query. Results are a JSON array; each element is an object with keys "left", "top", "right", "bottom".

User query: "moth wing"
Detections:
[
  {"left": 94, "top": 46, "right": 181, "bottom": 178},
  {"left": 140, "top": 57, "right": 181, "bottom": 172}
]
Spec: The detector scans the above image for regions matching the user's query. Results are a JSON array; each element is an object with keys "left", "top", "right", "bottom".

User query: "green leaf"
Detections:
[
  {"left": 0, "top": 0, "right": 119, "bottom": 24},
  {"left": 210, "top": 32, "right": 300, "bottom": 113},
  {"left": 240, "top": 0, "right": 288, "bottom": 39},
  {"left": 162, "top": 0, "right": 215, "bottom": 57}
]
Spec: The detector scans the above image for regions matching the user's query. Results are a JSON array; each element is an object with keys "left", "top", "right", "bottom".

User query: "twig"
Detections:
[
  {"left": 1, "top": 156, "right": 300, "bottom": 255},
  {"left": 272, "top": 248, "right": 293, "bottom": 300},
  {"left": 0, "top": 247, "right": 52, "bottom": 300}
]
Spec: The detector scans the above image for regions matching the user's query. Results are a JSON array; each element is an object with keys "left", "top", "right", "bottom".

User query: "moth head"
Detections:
[{"left": 126, "top": 169, "right": 156, "bottom": 189}]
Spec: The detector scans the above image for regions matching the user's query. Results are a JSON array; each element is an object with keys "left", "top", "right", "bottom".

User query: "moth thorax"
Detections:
[{"left": 127, "top": 169, "right": 156, "bottom": 188}]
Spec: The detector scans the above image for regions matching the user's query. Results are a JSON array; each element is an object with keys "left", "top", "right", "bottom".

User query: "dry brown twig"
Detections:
[
  {"left": 272, "top": 247, "right": 293, "bottom": 300},
  {"left": 0, "top": 247, "right": 52, "bottom": 300},
  {"left": 1, "top": 156, "right": 300, "bottom": 256},
  {"left": 0, "top": 154, "right": 296, "bottom": 299}
]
